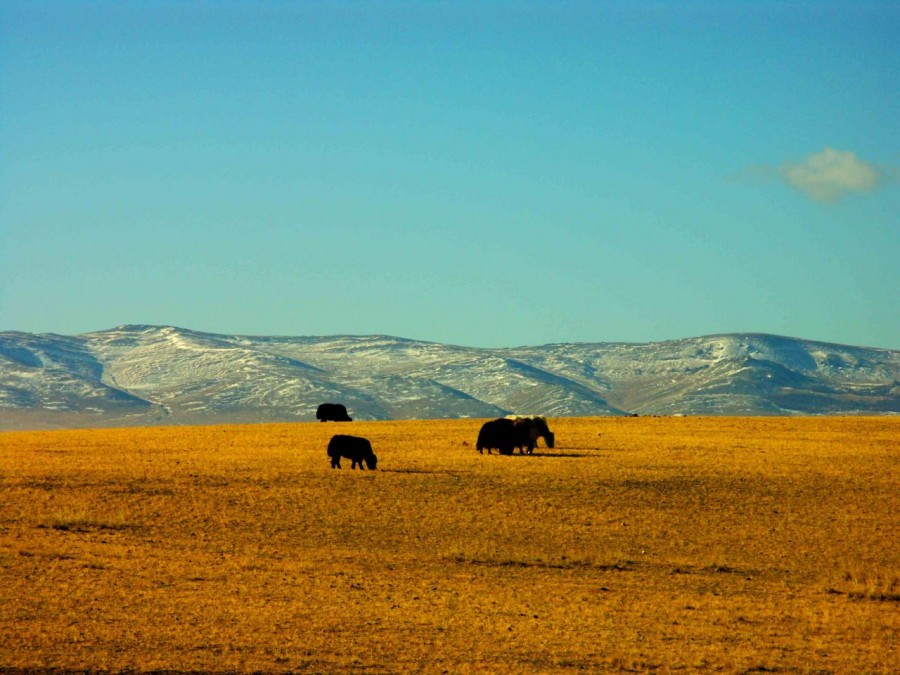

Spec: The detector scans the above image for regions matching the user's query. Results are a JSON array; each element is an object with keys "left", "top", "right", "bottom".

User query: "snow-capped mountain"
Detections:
[{"left": 1, "top": 325, "right": 897, "bottom": 429}]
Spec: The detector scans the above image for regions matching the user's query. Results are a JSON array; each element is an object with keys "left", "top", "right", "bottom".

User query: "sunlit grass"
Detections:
[
  {"left": 834, "top": 567, "right": 900, "bottom": 602},
  {"left": 36, "top": 501, "right": 134, "bottom": 533},
  {"left": 1, "top": 416, "right": 897, "bottom": 672}
]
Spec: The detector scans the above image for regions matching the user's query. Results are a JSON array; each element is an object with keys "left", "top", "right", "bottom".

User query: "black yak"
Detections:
[
  {"left": 476, "top": 418, "right": 517, "bottom": 456},
  {"left": 511, "top": 416, "right": 556, "bottom": 454},
  {"left": 316, "top": 402, "right": 352, "bottom": 422},
  {"left": 327, "top": 434, "right": 377, "bottom": 470}
]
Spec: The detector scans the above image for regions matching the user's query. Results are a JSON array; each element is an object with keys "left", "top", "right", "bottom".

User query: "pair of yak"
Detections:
[
  {"left": 326, "top": 414, "right": 555, "bottom": 470},
  {"left": 476, "top": 416, "right": 555, "bottom": 456}
]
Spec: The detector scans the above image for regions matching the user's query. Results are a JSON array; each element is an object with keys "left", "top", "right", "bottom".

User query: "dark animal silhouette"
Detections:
[
  {"left": 511, "top": 416, "right": 556, "bottom": 454},
  {"left": 476, "top": 418, "right": 517, "bottom": 456},
  {"left": 316, "top": 402, "right": 352, "bottom": 422},
  {"left": 327, "top": 434, "right": 377, "bottom": 469}
]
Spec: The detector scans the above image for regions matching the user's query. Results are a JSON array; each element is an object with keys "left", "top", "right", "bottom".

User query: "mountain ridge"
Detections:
[{"left": 1, "top": 325, "right": 897, "bottom": 429}]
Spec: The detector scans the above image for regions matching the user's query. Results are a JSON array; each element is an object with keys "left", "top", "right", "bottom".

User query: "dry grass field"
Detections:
[{"left": 1, "top": 417, "right": 897, "bottom": 673}]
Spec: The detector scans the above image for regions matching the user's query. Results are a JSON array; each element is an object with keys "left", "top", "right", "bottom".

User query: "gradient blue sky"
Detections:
[{"left": 2, "top": 1, "right": 898, "bottom": 348}]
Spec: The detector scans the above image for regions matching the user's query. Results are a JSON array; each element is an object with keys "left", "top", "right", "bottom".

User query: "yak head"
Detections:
[
  {"left": 532, "top": 417, "right": 555, "bottom": 448},
  {"left": 365, "top": 453, "right": 378, "bottom": 470}
]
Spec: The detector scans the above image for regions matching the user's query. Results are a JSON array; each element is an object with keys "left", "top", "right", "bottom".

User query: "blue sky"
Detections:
[{"left": 2, "top": 1, "right": 898, "bottom": 349}]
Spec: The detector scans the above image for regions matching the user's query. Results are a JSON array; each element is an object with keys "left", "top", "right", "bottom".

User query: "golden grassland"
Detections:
[{"left": 0, "top": 416, "right": 897, "bottom": 673}]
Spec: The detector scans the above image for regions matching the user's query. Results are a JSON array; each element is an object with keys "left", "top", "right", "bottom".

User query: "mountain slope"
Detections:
[{"left": 1, "top": 326, "right": 897, "bottom": 429}]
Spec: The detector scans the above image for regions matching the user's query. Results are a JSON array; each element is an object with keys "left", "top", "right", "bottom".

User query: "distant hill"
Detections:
[{"left": 1, "top": 325, "right": 897, "bottom": 429}]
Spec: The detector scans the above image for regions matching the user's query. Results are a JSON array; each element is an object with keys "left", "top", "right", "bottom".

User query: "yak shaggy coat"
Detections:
[
  {"left": 476, "top": 418, "right": 517, "bottom": 456},
  {"left": 316, "top": 403, "right": 353, "bottom": 422},
  {"left": 327, "top": 434, "right": 377, "bottom": 469}
]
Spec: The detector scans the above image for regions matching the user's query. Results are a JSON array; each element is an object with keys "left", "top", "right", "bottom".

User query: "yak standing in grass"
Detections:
[
  {"left": 327, "top": 434, "right": 377, "bottom": 469},
  {"left": 476, "top": 418, "right": 517, "bottom": 456},
  {"left": 511, "top": 416, "right": 556, "bottom": 454},
  {"left": 316, "top": 402, "right": 352, "bottom": 422}
]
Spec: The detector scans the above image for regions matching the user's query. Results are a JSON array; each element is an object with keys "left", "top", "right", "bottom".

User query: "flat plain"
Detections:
[{"left": 0, "top": 416, "right": 897, "bottom": 673}]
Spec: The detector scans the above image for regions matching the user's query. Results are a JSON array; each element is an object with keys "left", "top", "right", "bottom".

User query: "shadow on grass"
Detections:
[
  {"left": 451, "top": 555, "right": 635, "bottom": 572},
  {"left": 488, "top": 451, "right": 590, "bottom": 458},
  {"left": 530, "top": 451, "right": 591, "bottom": 458}
]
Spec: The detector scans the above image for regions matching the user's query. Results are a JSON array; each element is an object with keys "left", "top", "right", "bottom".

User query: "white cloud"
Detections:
[
  {"left": 733, "top": 147, "right": 886, "bottom": 204},
  {"left": 779, "top": 147, "right": 881, "bottom": 203}
]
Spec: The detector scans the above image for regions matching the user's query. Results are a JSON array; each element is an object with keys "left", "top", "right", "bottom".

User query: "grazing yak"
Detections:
[
  {"left": 327, "top": 434, "right": 377, "bottom": 470},
  {"left": 476, "top": 418, "right": 517, "bottom": 455},
  {"left": 509, "top": 416, "right": 556, "bottom": 454},
  {"left": 477, "top": 416, "right": 557, "bottom": 456},
  {"left": 316, "top": 402, "right": 352, "bottom": 422}
]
